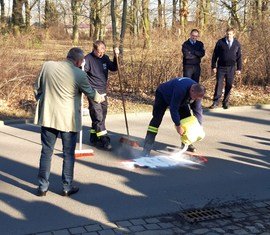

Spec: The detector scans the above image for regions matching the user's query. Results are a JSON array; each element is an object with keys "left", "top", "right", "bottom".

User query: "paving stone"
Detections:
[
  {"left": 113, "top": 227, "right": 130, "bottom": 234},
  {"left": 157, "top": 222, "right": 175, "bottom": 229},
  {"left": 172, "top": 227, "right": 185, "bottom": 233},
  {"left": 69, "top": 226, "right": 87, "bottom": 234},
  {"left": 130, "top": 219, "right": 146, "bottom": 225},
  {"left": 134, "top": 229, "right": 174, "bottom": 235},
  {"left": 192, "top": 228, "right": 210, "bottom": 234},
  {"left": 36, "top": 232, "right": 53, "bottom": 235},
  {"left": 255, "top": 208, "right": 270, "bottom": 213},
  {"left": 231, "top": 212, "right": 247, "bottom": 218},
  {"left": 85, "top": 224, "right": 102, "bottom": 232},
  {"left": 144, "top": 218, "right": 160, "bottom": 224},
  {"left": 52, "top": 230, "right": 70, "bottom": 235},
  {"left": 211, "top": 227, "right": 226, "bottom": 233},
  {"left": 260, "top": 233, "right": 270, "bottom": 235},
  {"left": 115, "top": 221, "right": 132, "bottom": 227},
  {"left": 205, "top": 233, "right": 219, "bottom": 235},
  {"left": 253, "top": 202, "right": 268, "bottom": 208},
  {"left": 82, "top": 232, "right": 99, "bottom": 235},
  {"left": 98, "top": 229, "right": 116, "bottom": 235},
  {"left": 233, "top": 229, "right": 249, "bottom": 235},
  {"left": 143, "top": 223, "right": 161, "bottom": 230},
  {"left": 100, "top": 222, "right": 118, "bottom": 230},
  {"left": 128, "top": 225, "right": 146, "bottom": 232},
  {"left": 245, "top": 226, "right": 261, "bottom": 233},
  {"left": 254, "top": 222, "right": 265, "bottom": 230}
]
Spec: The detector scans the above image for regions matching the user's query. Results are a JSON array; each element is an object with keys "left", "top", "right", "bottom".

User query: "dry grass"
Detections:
[{"left": 0, "top": 27, "right": 270, "bottom": 120}]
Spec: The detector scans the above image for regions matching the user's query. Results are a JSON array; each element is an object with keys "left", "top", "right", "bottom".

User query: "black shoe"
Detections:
[
  {"left": 37, "top": 188, "right": 48, "bottom": 197},
  {"left": 62, "top": 186, "right": 79, "bottom": 196},
  {"left": 222, "top": 103, "right": 229, "bottom": 109},
  {"left": 209, "top": 103, "right": 218, "bottom": 109},
  {"left": 187, "top": 144, "right": 196, "bottom": 152},
  {"left": 100, "top": 136, "right": 112, "bottom": 151},
  {"left": 103, "top": 142, "right": 112, "bottom": 151},
  {"left": 90, "top": 133, "right": 100, "bottom": 144}
]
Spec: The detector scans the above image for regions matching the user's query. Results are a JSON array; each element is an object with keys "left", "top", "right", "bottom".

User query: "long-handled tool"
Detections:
[
  {"left": 116, "top": 54, "right": 139, "bottom": 147},
  {"left": 75, "top": 61, "right": 94, "bottom": 158}
]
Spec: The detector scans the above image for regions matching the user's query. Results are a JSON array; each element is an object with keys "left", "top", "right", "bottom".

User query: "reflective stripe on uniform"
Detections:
[
  {"left": 90, "top": 129, "right": 96, "bottom": 134},
  {"left": 147, "top": 126, "right": 158, "bottom": 133},
  {"left": 96, "top": 130, "right": 108, "bottom": 137}
]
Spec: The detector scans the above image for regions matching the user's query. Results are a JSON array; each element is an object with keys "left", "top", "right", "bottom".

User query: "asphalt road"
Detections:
[{"left": 0, "top": 106, "right": 269, "bottom": 234}]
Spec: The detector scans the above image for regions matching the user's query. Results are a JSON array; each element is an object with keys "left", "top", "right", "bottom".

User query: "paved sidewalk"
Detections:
[{"left": 33, "top": 199, "right": 270, "bottom": 235}]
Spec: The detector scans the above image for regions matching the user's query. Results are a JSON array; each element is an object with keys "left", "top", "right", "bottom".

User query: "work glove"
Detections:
[{"left": 94, "top": 90, "right": 106, "bottom": 103}]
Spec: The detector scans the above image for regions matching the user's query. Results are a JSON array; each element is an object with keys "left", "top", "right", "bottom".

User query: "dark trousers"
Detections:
[
  {"left": 213, "top": 66, "right": 235, "bottom": 105},
  {"left": 38, "top": 126, "right": 77, "bottom": 191},
  {"left": 143, "top": 91, "right": 191, "bottom": 153},
  {"left": 183, "top": 64, "right": 201, "bottom": 83},
  {"left": 88, "top": 97, "right": 108, "bottom": 137}
]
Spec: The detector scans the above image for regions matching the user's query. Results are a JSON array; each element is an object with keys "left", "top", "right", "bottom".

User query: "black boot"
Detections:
[
  {"left": 90, "top": 133, "right": 100, "bottom": 145},
  {"left": 100, "top": 135, "right": 112, "bottom": 151},
  {"left": 142, "top": 132, "right": 156, "bottom": 157}
]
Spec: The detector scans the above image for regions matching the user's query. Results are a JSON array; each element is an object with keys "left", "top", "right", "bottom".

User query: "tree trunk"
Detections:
[
  {"left": 12, "top": 0, "right": 24, "bottom": 35},
  {"left": 231, "top": 0, "right": 241, "bottom": 29},
  {"left": 158, "top": 0, "right": 163, "bottom": 28},
  {"left": 24, "top": 0, "right": 30, "bottom": 31},
  {"left": 111, "top": 0, "right": 118, "bottom": 47},
  {"left": 71, "top": 0, "right": 81, "bottom": 45},
  {"left": 172, "top": 0, "right": 177, "bottom": 30},
  {"left": 0, "top": 0, "right": 6, "bottom": 30},
  {"left": 180, "top": 0, "right": 188, "bottom": 29},
  {"left": 142, "top": 0, "right": 150, "bottom": 48},
  {"left": 119, "top": 0, "right": 127, "bottom": 55}
]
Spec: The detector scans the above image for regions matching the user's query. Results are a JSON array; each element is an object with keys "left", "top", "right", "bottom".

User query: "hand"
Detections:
[
  {"left": 175, "top": 125, "right": 185, "bottom": 136},
  {"left": 211, "top": 68, "right": 217, "bottom": 76},
  {"left": 94, "top": 90, "right": 106, "bottom": 103},
  {"left": 236, "top": 70, "right": 241, "bottom": 75},
  {"left": 114, "top": 47, "right": 120, "bottom": 56}
]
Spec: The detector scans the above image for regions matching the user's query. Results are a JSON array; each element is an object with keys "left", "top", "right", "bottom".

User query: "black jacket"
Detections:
[
  {"left": 84, "top": 52, "right": 117, "bottom": 93},
  {"left": 182, "top": 40, "right": 205, "bottom": 66},
  {"left": 211, "top": 37, "right": 242, "bottom": 70}
]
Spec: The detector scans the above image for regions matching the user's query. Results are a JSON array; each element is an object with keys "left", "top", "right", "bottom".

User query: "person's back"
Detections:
[{"left": 35, "top": 60, "right": 89, "bottom": 132}]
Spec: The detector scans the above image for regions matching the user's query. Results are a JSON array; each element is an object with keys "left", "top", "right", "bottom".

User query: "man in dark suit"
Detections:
[
  {"left": 210, "top": 27, "right": 242, "bottom": 109},
  {"left": 182, "top": 29, "right": 205, "bottom": 82}
]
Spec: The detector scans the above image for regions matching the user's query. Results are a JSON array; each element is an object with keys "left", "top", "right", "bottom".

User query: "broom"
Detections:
[
  {"left": 75, "top": 61, "right": 95, "bottom": 158},
  {"left": 116, "top": 53, "right": 140, "bottom": 148}
]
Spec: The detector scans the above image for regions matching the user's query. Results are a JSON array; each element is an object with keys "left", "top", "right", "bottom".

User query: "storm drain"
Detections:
[{"left": 180, "top": 208, "right": 231, "bottom": 223}]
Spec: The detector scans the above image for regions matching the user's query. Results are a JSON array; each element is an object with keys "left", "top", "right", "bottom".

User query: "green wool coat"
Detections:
[{"left": 34, "top": 60, "right": 95, "bottom": 132}]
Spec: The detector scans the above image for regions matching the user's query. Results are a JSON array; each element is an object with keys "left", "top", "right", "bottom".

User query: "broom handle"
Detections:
[
  {"left": 79, "top": 93, "right": 84, "bottom": 150},
  {"left": 116, "top": 54, "right": 130, "bottom": 137}
]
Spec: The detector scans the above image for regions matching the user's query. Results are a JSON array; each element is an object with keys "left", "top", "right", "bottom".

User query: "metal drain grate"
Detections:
[{"left": 180, "top": 208, "right": 231, "bottom": 223}]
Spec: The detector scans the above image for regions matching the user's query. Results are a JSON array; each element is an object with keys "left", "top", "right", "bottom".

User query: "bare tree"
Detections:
[
  {"left": 119, "top": 0, "right": 128, "bottom": 55},
  {"left": 142, "top": 0, "right": 150, "bottom": 48},
  {"left": 71, "top": 0, "right": 82, "bottom": 44},
  {"left": 111, "top": 0, "right": 118, "bottom": 47},
  {"left": 12, "top": 0, "right": 24, "bottom": 35},
  {"left": 179, "top": 0, "right": 188, "bottom": 29}
]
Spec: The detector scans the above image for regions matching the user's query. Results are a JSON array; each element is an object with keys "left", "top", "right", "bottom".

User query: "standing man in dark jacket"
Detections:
[
  {"left": 210, "top": 27, "right": 242, "bottom": 109},
  {"left": 182, "top": 29, "right": 205, "bottom": 82},
  {"left": 142, "top": 77, "right": 205, "bottom": 156},
  {"left": 84, "top": 40, "right": 119, "bottom": 150}
]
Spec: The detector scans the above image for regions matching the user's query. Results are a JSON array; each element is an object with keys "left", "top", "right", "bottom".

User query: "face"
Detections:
[
  {"left": 94, "top": 44, "right": 106, "bottom": 58},
  {"left": 76, "top": 58, "right": 84, "bottom": 68},
  {"left": 226, "top": 30, "right": 235, "bottom": 41},
  {"left": 190, "top": 31, "right": 199, "bottom": 42},
  {"left": 190, "top": 87, "right": 204, "bottom": 100}
]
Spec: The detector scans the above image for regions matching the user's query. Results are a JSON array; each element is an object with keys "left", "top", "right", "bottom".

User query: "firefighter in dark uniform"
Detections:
[
  {"left": 142, "top": 77, "right": 205, "bottom": 156},
  {"left": 182, "top": 29, "right": 205, "bottom": 83},
  {"left": 84, "top": 40, "right": 119, "bottom": 150}
]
